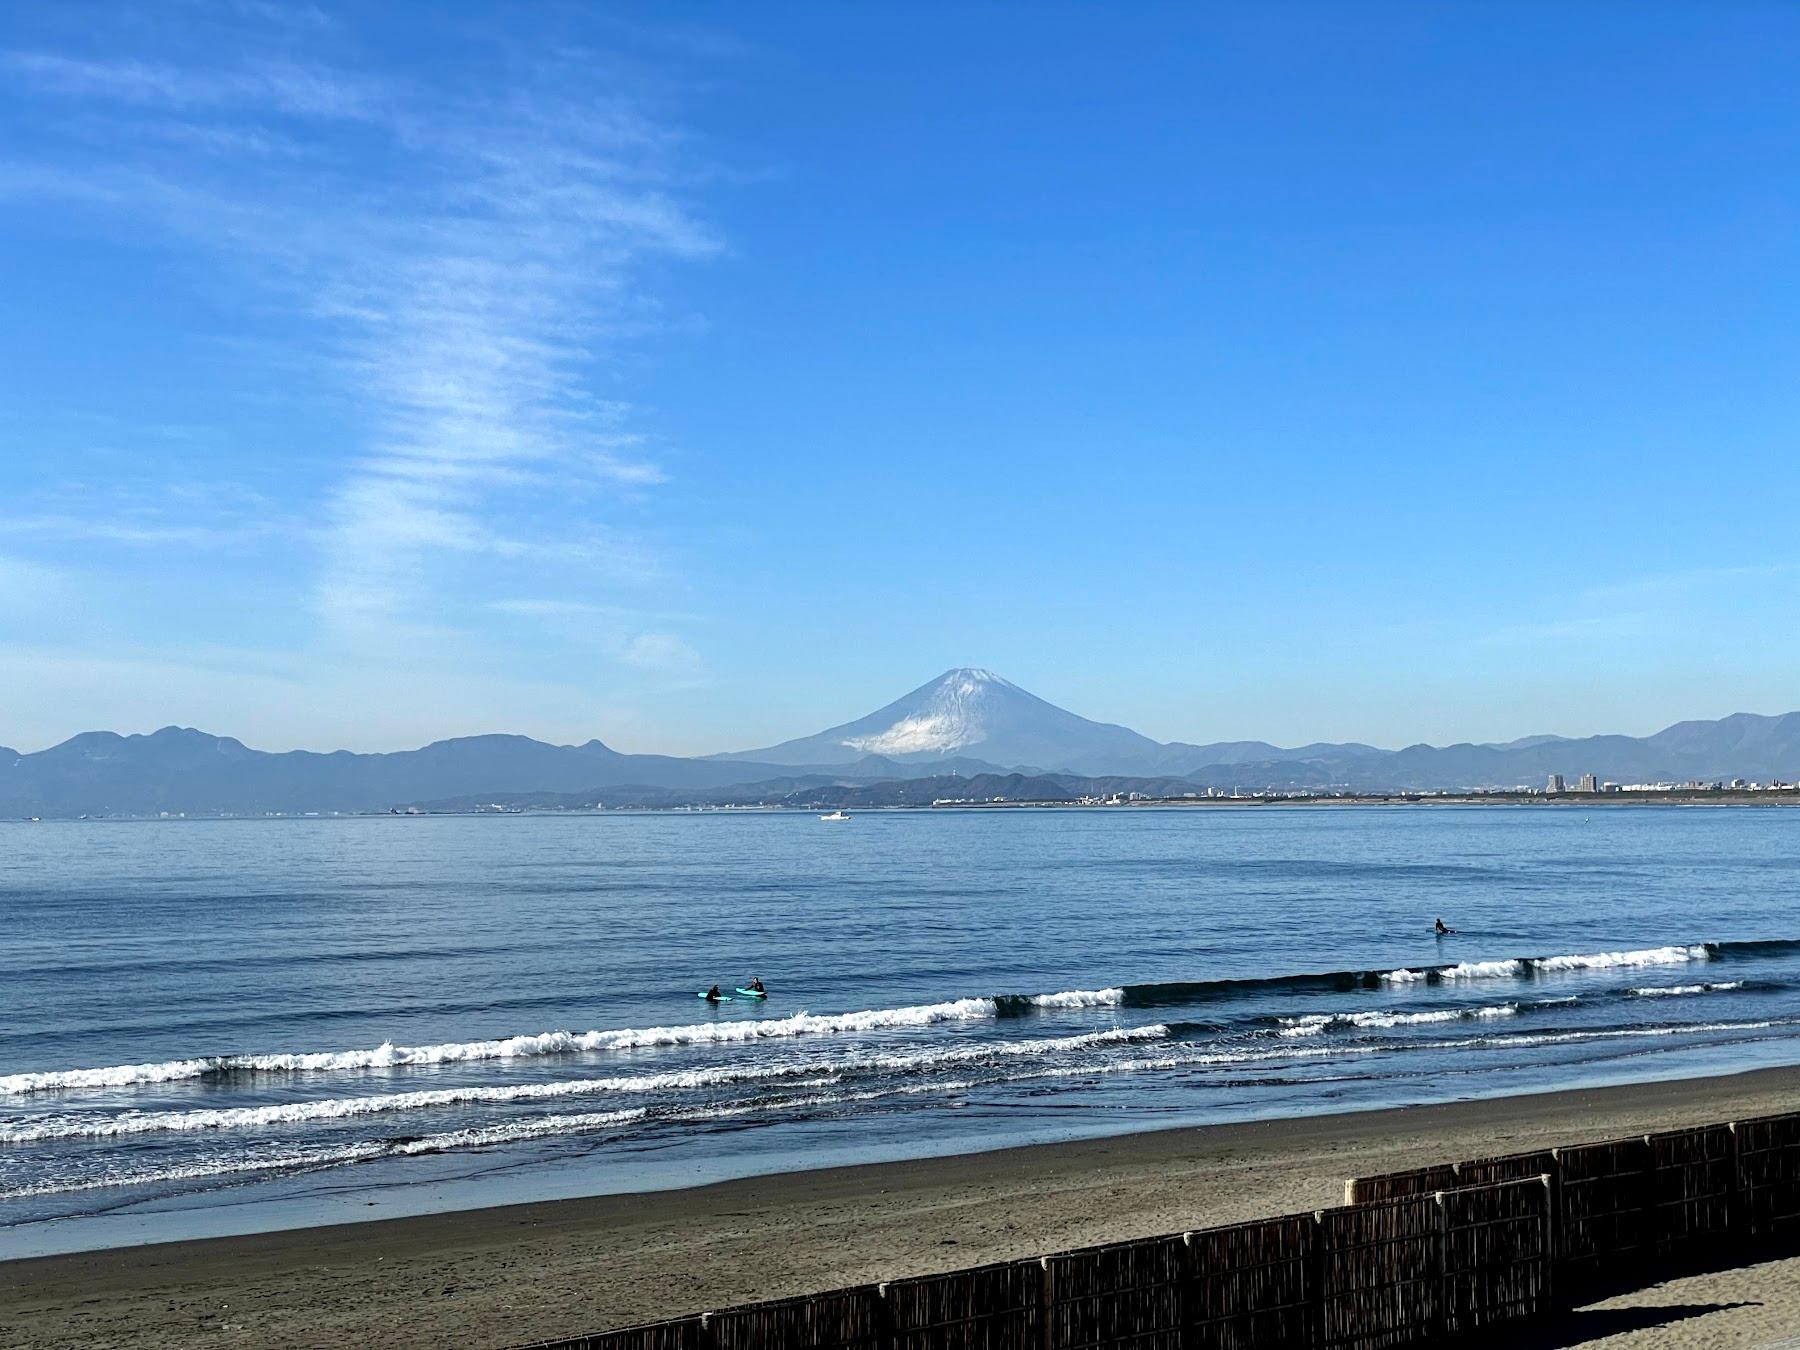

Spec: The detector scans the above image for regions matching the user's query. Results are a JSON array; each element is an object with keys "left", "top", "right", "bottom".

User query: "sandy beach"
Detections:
[{"left": 3, "top": 1065, "right": 1799, "bottom": 1348}]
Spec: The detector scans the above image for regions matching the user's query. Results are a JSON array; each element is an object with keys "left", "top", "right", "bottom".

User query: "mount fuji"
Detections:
[{"left": 716, "top": 668, "right": 1331, "bottom": 777}]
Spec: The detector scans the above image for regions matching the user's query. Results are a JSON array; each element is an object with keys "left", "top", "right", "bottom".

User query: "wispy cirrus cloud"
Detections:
[
  {"left": 0, "top": 477, "right": 289, "bottom": 551},
  {"left": 619, "top": 631, "right": 702, "bottom": 677},
  {"left": 1476, "top": 563, "right": 1800, "bottom": 650},
  {"left": 2, "top": 10, "right": 717, "bottom": 659},
  {"left": 2, "top": 50, "right": 389, "bottom": 118},
  {"left": 0, "top": 554, "right": 68, "bottom": 616}
]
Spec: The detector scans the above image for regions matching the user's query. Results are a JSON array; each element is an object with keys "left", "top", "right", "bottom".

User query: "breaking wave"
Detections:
[
  {"left": 1631, "top": 981, "right": 1744, "bottom": 998},
  {"left": 1020, "top": 988, "right": 1126, "bottom": 1009},
  {"left": 0, "top": 1027, "right": 1167, "bottom": 1144},
  {"left": 5, "top": 938, "right": 1791, "bottom": 1098},
  {"left": 1380, "top": 945, "right": 1709, "bottom": 986},
  {"left": 0, "top": 993, "right": 1074, "bottom": 1096},
  {"left": 1277, "top": 1004, "right": 1519, "bottom": 1037}
]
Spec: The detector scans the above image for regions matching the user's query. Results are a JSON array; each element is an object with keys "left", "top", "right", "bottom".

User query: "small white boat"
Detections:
[{"left": 819, "top": 810, "right": 851, "bottom": 822}]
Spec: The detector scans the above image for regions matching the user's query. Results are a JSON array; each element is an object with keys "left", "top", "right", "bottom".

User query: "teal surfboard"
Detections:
[
  {"left": 697, "top": 992, "right": 733, "bottom": 1002},
  {"left": 734, "top": 987, "right": 768, "bottom": 1000}
]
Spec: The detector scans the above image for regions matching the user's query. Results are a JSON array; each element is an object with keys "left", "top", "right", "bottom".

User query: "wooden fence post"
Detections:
[
  {"left": 1435, "top": 1190, "right": 1450, "bottom": 1338},
  {"left": 874, "top": 1282, "right": 895, "bottom": 1350},
  {"left": 1040, "top": 1255, "right": 1054, "bottom": 1350},
  {"left": 1549, "top": 1145, "right": 1567, "bottom": 1304},
  {"left": 1310, "top": 1210, "right": 1327, "bottom": 1348},
  {"left": 1727, "top": 1120, "right": 1742, "bottom": 1255},
  {"left": 1540, "top": 1173, "right": 1555, "bottom": 1315},
  {"left": 1177, "top": 1231, "right": 1194, "bottom": 1348}
]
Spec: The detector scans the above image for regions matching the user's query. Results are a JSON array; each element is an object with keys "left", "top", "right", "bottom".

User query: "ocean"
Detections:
[{"left": 3, "top": 805, "right": 1798, "bottom": 1257}]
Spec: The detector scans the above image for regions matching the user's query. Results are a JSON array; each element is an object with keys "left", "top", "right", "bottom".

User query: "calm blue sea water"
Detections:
[{"left": 3, "top": 806, "right": 1799, "bottom": 1256}]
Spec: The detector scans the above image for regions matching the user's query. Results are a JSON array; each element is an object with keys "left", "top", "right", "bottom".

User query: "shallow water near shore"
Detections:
[{"left": 4, "top": 805, "right": 1799, "bottom": 1257}]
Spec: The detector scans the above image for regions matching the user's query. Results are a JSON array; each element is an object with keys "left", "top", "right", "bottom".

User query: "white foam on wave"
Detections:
[
  {"left": 0, "top": 1057, "right": 233, "bottom": 1094},
  {"left": 1259, "top": 1012, "right": 1792, "bottom": 1059},
  {"left": 1379, "top": 944, "right": 1708, "bottom": 986},
  {"left": 16, "top": 1011, "right": 1790, "bottom": 1204},
  {"left": 1631, "top": 981, "right": 1743, "bottom": 998},
  {"left": 1460, "top": 1018, "right": 1779, "bottom": 1049},
  {"left": 1534, "top": 944, "right": 1709, "bottom": 973},
  {"left": 1277, "top": 1004, "right": 1518, "bottom": 1037},
  {"left": 1438, "top": 959, "right": 1530, "bottom": 981},
  {"left": 0, "top": 1068, "right": 1091, "bottom": 1202},
  {"left": 1380, "top": 957, "right": 1526, "bottom": 983},
  {"left": 0, "top": 996, "right": 1007, "bottom": 1096},
  {"left": 1, "top": 1026, "right": 1170, "bottom": 1144},
  {"left": 1028, "top": 988, "right": 1125, "bottom": 1008},
  {"left": 0, "top": 1106, "right": 654, "bottom": 1202},
  {"left": 0, "top": 986, "right": 1142, "bottom": 1097}
]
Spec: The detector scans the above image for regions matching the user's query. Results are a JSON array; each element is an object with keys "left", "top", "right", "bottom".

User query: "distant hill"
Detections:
[
  {"left": 1161, "top": 712, "right": 1800, "bottom": 792},
  {"left": 5, "top": 672, "right": 1799, "bottom": 816},
  {"left": 0, "top": 728, "right": 811, "bottom": 817},
  {"left": 721, "top": 669, "right": 1800, "bottom": 788}
]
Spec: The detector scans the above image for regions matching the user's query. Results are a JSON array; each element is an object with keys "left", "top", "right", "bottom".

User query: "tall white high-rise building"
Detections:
[{"left": 1546, "top": 774, "right": 1565, "bottom": 793}]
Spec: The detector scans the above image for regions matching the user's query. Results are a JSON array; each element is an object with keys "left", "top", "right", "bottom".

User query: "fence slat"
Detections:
[
  {"left": 1441, "top": 1177, "right": 1551, "bottom": 1333},
  {"left": 1554, "top": 1135, "right": 1653, "bottom": 1296},
  {"left": 1045, "top": 1235, "right": 1188, "bottom": 1350},
  {"left": 1317, "top": 1194, "right": 1443, "bottom": 1350},
  {"left": 705, "top": 1287, "right": 888, "bottom": 1350},
  {"left": 519, "top": 1317, "right": 706, "bottom": 1350},
  {"left": 1736, "top": 1111, "right": 1800, "bottom": 1239},
  {"left": 1646, "top": 1124, "right": 1737, "bottom": 1261},
  {"left": 1343, "top": 1163, "right": 1456, "bottom": 1205},
  {"left": 884, "top": 1259, "right": 1044, "bottom": 1350},
  {"left": 1186, "top": 1214, "right": 1315, "bottom": 1350}
]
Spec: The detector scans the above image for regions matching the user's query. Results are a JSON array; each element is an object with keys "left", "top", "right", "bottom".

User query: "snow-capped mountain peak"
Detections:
[
  {"left": 841, "top": 668, "right": 1013, "bottom": 755},
  {"left": 719, "top": 667, "right": 1171, "bottom": 774}
]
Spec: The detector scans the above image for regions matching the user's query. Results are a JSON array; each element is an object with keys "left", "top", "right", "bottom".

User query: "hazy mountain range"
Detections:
[{"left": 4, "top": 667, "right": 1799, "bottom": 816}]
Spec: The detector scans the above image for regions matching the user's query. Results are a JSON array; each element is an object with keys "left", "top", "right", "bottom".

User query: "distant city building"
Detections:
[
  {"left": 1577, "top": 773, "right": 1598, "bottom": 793},
  {"left": 1546, "top": 774, "right": 1565, "bottom": 793}
]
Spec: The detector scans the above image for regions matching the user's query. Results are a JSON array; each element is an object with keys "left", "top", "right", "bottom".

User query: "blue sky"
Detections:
[{"left": 2, "top": 1, "right": 1796, "bottom": 755}]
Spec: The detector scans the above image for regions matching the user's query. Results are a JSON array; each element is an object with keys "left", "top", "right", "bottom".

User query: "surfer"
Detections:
[
  {"left": 1434, "top": 918, "right": 1452, "bottom": 935},
  {"left": 747, "top": 976, "right": 766, "bottom": 994},
  {"left": 704, "top": 984, "right": 724, "bottom": 1003}
]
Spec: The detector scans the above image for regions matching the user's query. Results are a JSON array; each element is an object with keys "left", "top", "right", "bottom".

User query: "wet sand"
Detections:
[{"left": 5, "top": 1065, "right": 1800, "bottom": 1348}]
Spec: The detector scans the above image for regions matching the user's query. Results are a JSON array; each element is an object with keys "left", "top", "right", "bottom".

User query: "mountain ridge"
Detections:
[{"left": 5, "top": 670, "right": 1800, "bottom": 816}]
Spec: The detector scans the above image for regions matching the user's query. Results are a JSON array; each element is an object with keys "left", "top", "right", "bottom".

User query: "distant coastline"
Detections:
[
  {"left": 434, "top": 791, "right": 1800, "bottom": 815},
  {"left": 22, "top": 786, "right": 1800, "bottom": 821}
]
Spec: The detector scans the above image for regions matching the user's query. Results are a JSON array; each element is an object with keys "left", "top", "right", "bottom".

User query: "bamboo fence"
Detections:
[
  {"left": 884, "top": 1258, "right": 1045, "bottom": 1350},
  {"left": 1737, "top": 1109, "right": 1800, "bottom": 1237},
  {"left": 518, "top": 1106, "right": 1800, "bottom": 1350},
  {"left": 1185, "top": 1215, "right": 1314, "bottom": 1349}
]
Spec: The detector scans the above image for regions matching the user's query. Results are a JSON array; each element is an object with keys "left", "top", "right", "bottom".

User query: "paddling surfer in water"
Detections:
[
  {"left": 704, "top": 984, "right": 724, "bottom": 1003},
  {"left": 1434, "top": 917, "right": 1453, "bottom": 936}
]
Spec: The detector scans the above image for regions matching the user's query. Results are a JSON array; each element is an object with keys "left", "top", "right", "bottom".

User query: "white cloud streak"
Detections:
[{"left": 2, "top": 13, "right": 716, "bottom": 661}]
